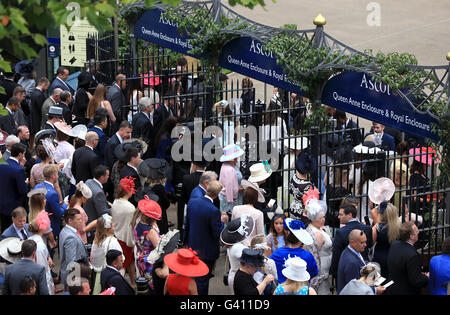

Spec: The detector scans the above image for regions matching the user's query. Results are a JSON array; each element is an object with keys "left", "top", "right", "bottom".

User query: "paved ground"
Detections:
[{"left": 225, "top": 0, "right": 450, "bottom": 133}]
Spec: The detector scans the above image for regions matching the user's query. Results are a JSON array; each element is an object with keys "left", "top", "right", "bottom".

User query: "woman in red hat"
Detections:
[
  {"left": 131, "top": 195, "right": 162, "bottom": 290},
  {"left": 163, "top": 248, "right": 209, "bottom": 295},
  {"left": 111, "top": 176, "right": 138, "bottom": 289}
]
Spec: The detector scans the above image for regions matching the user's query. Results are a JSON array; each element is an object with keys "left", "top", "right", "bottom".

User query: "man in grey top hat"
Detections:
[{"left": 44, "top": 106, "right": 64, "bottom": 131}]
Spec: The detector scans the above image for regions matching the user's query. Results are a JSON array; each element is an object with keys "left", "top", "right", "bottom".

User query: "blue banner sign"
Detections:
[
  {"left": 218, "top": 37, "right": 305, "bottom": 96},
  {"left": 321, "top": 71, "right": 439, "bottom": 141},
  {"left": 134, "top": 9, "right": 199, "bottom": 58}
]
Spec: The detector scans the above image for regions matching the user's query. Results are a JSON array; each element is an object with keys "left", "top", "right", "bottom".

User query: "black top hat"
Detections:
[
  {"left": 114, "top": 141, "right": 145, "bottom": 162},
  {"left": 238, "top": 248, "right": 265, "bottom": 267},
  {"left": 48, "top": 106, "right": 64, "bottom": 118},
  {"left": 138, "top": 158, "right": 170, "bottom": 180},
  {"left": 295, "top": 150, "right": 317, "bottom": 175},
  {"left": 220, "top": 215, "right": 255, "bottom": 246}
]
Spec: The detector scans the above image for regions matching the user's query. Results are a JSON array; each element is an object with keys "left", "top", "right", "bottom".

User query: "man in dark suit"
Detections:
[
  {"left": 335, "top": 110, "right": 362, "bottom": 147},
  {"left": 49, "top": 66, "right": 74, "bottom": 95},
  {"left": 387, "top": 221, "right": 429, "bottom": 295},
  {"left": 184, "top": 180, "right": 227, "bottom": 295},
  {"left": 35, "top": 164, "right": 68, "bottom": 238},
  {"left": 72, "top": 131, "right": 100, "bottom": 184},
  {"left": 330, "top": 204, "right": 373, "bottom": 280},
  {"left": 3, "top": 239, "right": 49, "bottom": 295},
  {"left": 101, "top": 249, "right": 135, "bottom": 295},
  {"left": 0, "top": 207, "right": 29, "bottom": 241},
  {"left": 153, "top": 90, "right": 178, "bottom": 133},
  {"left": 106, "top": 73, "right": 127, "bottom": 125},
  {"left": 104, "top": 121, "right": 132, "bottom": 170},
  {"left": 57, "top": 90, "right": 73, "bottom": 125},
  {"left": 131, "top": 96, "right": 157, "bottom": 145},
  {"left": 29, "top": 77, "right": 49, "bottom": 137},
  {"left": 337, "top": 229, "right": 369, "bottom": 294},
  {"left": 87, "top": 109, "right": 108, "bottom": 165},
  {"left": 0, "top": 71, "right": 19, "bottom": 107},
  {"left": 179, "top": 162, "right": 207, "bottom": 232},
  {"left": 119, "top": 146, "right": 142, "bottom": 205},
  {"left": 0, "top": 97, "right": 21, "bottom": 136},
  {"left": 43, "top": 106, "right": 64, "bottom": 132},
  {"left": 364, "top": 122, "right": 395, "bottom": 152},
  {"left": 0, "top": 143, "right": 28, "bottom": 232}
]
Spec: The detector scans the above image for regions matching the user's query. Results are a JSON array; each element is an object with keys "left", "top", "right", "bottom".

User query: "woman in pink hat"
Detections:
[{"left": 131, "top": 196, "right": 162, "bottom": 290}]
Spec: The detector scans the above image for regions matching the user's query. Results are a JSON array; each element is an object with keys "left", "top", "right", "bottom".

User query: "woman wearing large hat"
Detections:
[
  {"left": 282, "top": 136, "right": 309, "bottom": 209},
  {"left": 220, "top": 215, "right": 255, "bottom": 293},
  {"left": 288, "top": 150, "right": 318, "bottom": 222},
  {"left": 269, "top": 218, "right": 318, "bottom": 284},
  {"left": 274, "top": 256, "right": 317, "bottom": 295},
  {"left": 131, "top": 195, "right": 163, "bottom": 290},
  {"left": 219, "top": 144, "right": 245, "bottom": 216},
  {"left": 163, "top": 248, "right": 209, "bottom": 295},
  {"left": 138, "top": 158, "right": 171, "bottom": 234}
]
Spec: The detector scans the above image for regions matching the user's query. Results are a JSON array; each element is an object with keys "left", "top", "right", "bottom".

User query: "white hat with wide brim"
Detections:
[
  {"left": 368, "top": 177, "right": 395, "bottom": 205},
  {"left": 353, "top": 144, "right": 382, "bottom": 155},
  {"left": 241, "top": 179, "right": 265, "bottom": 203},
  {"left": 282, "top": 256, "right": 311, "bottom": 282},
  {"left": 70, "top": 124, "right": 88, "bottom": 140},
  {"left": 248, "top": 163, "right": 272, "bottom": 183},
  {"left": 219, "top": 144, "right": 245, "bottom": 162},
  {"left": 0, "top": 237, "right": 23, "bottom": 263},
  {"left": 284, "top": 137, "right": 308, "bottom": 151},
  {"left": 285, "top": 218, "right": 313, "bottom": 246}
]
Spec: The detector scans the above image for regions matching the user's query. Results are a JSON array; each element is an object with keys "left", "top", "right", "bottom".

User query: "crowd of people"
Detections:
[{"left": 0, "top": 57, "right": 448, "bottom": 296}]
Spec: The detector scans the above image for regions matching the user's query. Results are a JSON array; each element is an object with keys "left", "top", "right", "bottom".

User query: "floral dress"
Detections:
[
  {"left": 134, "top": 222, "right": 160, "bottom": 289},
  {"left": 288, "top": 175, "right": 314, "bottom": 220},
  {"left": 274, "top": 284, "right": 310, "bottom": 295}
]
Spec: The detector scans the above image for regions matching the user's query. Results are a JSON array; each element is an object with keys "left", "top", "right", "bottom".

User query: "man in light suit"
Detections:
[
  {"left": 1, "top": 207, "right": 29, "bottom": 241},
  {"left": 330, "top": 204, "right": 373, "bottom": 280},
  {"left": 84, "top": 165, "right": 111, "bottom": 242},
  {"left": 106, "top": 73, "right": 127, "bottom": 126},
  {"left": 184, "top": 180, "right": 227, "bottom": 295},
  {"left": 365, "top": 122, "right": 396, "bottom": 152},
  {"left": 387, "top": 222, "right": 429, "bottom": 295},
  {"left": 101, "top": 249, "right": 135, "bottom": 295},
  {"left": 35, "top": 164, "right": 68, "bottom": 238},
  {"left": 59, "top": 208, "right": 88, "bottom": 288},
  {"left": 71, "top": 131, "right": 100, "bottom": 183},
  {"left": 41, "top": 88, "right": 62, "bottom": 129},
  {"left": 0, "top": 143, "right": 28, "bottom": 232},
  {"left": 49, "top": 66, "right": 74, "bottom": 95},
  {"left": 3, "top": 239, "right": 49, "bottom": 295}
]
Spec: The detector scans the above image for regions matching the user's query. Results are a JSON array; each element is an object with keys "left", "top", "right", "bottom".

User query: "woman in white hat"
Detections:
[
  {"left": 68, "top": 181, "right": 93, "bottom": 244},
  {"left": 219, "top": 144, "right": 245, "bottom": 215},
  {"left": 273, "top": 256, "right": 317, "bottom": 295},
  {"left": 53, "top": 121, "right": 74, "bottom": 164}
]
